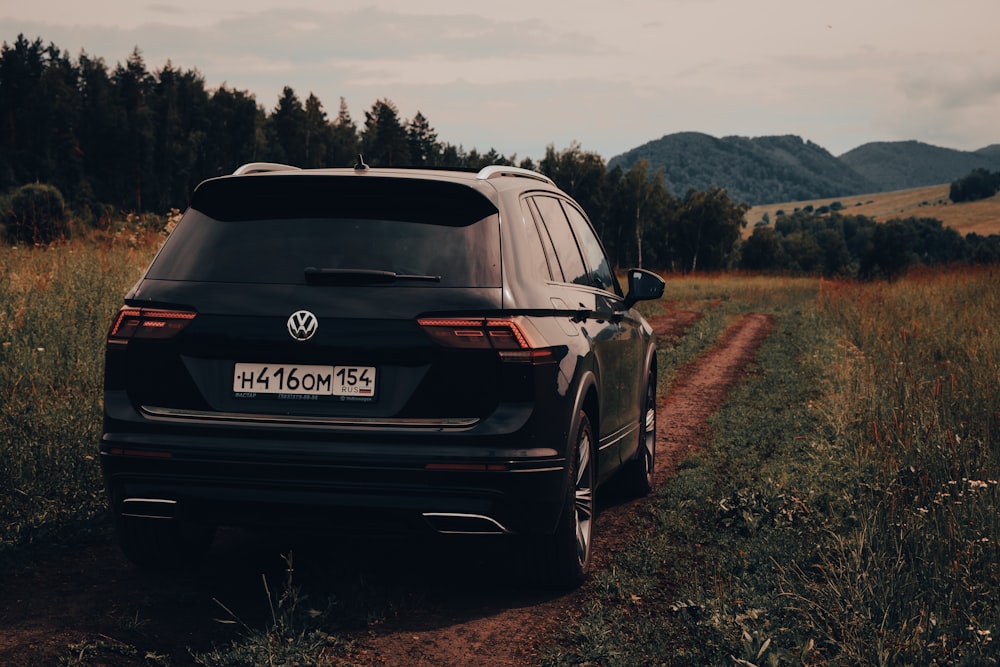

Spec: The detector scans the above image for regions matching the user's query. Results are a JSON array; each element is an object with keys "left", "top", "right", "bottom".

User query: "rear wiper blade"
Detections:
[{"left": 304, "top": 267, "right": 441, "bottom": 284}]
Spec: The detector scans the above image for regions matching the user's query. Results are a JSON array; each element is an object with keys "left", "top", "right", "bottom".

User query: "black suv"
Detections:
[{"left": 101, "top": 162, "right": 664, "bottom": 587}]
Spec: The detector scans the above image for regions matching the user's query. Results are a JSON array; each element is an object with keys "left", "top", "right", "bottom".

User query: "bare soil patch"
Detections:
[{"left": 0, "top": 310, "right": 774, "bottom": 667}]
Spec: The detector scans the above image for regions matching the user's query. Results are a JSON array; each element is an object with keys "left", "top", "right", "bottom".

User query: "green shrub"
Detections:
[{"left": 5, "top": 183, "right": 68, "bottom": 245}]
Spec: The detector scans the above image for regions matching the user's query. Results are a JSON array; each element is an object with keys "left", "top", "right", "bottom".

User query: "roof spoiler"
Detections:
[
  {"left": 232, "top": 162, "right": 301, "bottom": 175},
  {"left": 475, "top": 165, "right": 554, "bottom": 185}
]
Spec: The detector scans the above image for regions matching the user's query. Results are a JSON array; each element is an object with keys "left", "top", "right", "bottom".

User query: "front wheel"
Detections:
[{"left": 527, "top": 409, "right": 595, "bottom": 590}]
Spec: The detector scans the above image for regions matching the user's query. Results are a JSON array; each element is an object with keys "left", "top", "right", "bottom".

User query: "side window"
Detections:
[
  {"left": 518, "top": 198, "right": 557, "bottom": 281},
  {"left": 532, "top": 196, "right": 588, "bottom": 286},
  {"left": 563, "top": 203, "right": 622, "bottom": 296}
]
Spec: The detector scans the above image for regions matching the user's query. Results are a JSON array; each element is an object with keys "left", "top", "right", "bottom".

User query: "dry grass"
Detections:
[
  {"left": 0, "top": 236, "right": 160, "bottom": 547},
  {"left": 547, "top": 266, "right": 1000, "bottom": 665},
  {"left": 746, "top": 185, "right": 1000, "bottom": 238}
]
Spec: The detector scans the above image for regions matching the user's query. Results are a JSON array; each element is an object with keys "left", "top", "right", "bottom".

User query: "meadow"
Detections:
[
  {"left": 543, "top": 268, "right": 998, "bottom": 665},
  {"left": 1, "top": 235, "right": 997, "bottom": 665},
  {"left": 0, "top": 233, "right": 159, "bottom": 547},
  {"left": 746, "top": 184, "right": 1000, "bottom": 238}
]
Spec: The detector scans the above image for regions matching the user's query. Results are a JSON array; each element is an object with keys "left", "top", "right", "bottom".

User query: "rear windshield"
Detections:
[{"left": 145, "top": 175, "right": 501, "bottom": 287}]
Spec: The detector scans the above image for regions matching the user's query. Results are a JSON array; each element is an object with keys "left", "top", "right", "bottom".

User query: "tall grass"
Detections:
[
  {"left": 3, "top": 242, "right": 996, "bottom": 665},
  {"left": 797, "top": 266, "right": 999, "bottom": 663},
  {"left": 543, "top": 267, "right": 998, "bottom": 665},
  {"left": 543, "top": 274, "right": 830, "bottom": 666},
  {"left": 0, "top": 237, "right": 158, "bottom": 547}
]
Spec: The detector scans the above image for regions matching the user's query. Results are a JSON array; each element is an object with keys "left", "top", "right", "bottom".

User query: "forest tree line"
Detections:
[
  {"left": 2, "top": 34, "right": 998, "bottom": 275},
  {"left": 742, "top": 211, "right": 1000, "bottom": 278}
]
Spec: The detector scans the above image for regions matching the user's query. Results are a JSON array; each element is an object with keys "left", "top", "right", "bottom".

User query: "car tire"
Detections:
[
  {"left": 116, "top": 515, "right": 215, "bottom": 569},
  {"left": 621, "top": 373, "right": 656, "bottom": 497},
  {"left": 529, "top": 409, "right": 595, "bottom": 590}
]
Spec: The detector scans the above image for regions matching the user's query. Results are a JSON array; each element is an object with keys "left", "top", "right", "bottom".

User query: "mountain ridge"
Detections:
[{"left": 608, "top": 134, "right": 1000, "bottom": 206}]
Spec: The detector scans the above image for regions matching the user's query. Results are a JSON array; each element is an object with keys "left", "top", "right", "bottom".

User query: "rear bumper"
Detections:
[{"left": 99, "top": 429, "right": 568, "bottom": 537}]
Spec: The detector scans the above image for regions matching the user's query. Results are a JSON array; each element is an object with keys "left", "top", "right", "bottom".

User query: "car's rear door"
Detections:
[
  {"left": 526, "top": 195, "right": 638, "bottom": 474},
  {"left": 113, "top": 175, "right": 510, "bottom": 428}
]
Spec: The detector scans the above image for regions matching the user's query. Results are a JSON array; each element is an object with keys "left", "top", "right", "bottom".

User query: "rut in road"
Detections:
[{"left": 357, "top": 312, "right": 776, "bottom": 667}]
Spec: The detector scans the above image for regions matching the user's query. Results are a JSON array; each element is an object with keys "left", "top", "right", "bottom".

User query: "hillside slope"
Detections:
[
  {"left": 975, "top": 144, "right": 1000, "bottom": 160},
  {"left": 745, "top": 185, "right": 1000, "bottom": 238},
  {"left": 839, "top": 141, "right": 1000, "bottom": 191},
  {"left": 608, "top": 132, "right": 875, "bottom": 206},
  {"left": 609, "top": 134, "right": 1000, "bottom": 206}
]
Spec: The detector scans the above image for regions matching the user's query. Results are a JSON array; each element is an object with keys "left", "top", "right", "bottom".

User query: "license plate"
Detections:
[{"left": 233, "top": 363, "right": 376, "bottom": 401}]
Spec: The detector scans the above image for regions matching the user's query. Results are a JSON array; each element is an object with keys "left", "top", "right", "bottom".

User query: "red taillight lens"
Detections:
[
  {"left": 418, "top": 317, "right": 537, "bottom": 350},
  {"left": 418, "top": 317, "right": 555, "bottom": 362},
  {"left": 108, "top": 307, "right": 196, "bottom": 342}
]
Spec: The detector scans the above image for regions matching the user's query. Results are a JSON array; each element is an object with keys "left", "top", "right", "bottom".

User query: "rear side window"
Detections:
[
  {"left": 518, "top": 198, "right": 557, "bottom": 282},
  {"left": 563, "top": 204, "right": 621, "bottom": 295},
  {"left": 145, "top": 176, "right": 501, "bottom": 287},
  {"left": 531, "top": 196, "right": 588, "bottom": 286}
]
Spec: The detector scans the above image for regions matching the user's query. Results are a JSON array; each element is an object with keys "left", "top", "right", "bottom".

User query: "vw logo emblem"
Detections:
[{"left": 287, "top": 310, "right": 318, "bottom": 341}]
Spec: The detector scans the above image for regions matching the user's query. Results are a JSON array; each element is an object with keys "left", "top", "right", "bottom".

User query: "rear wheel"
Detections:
[
  {"left": 621, "top": 373, "right": 656, "bottom": 497},
  {"left": 528, "top": 409, "right": 595, "bottom": 589},
  {"left": 116, "top": 515, "right": 215, "bottom": 569}
]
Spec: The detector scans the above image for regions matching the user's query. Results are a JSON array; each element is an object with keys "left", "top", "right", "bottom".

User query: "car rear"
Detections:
[{"left": 100, "top": 169, "right": 575, "bottom": 565}]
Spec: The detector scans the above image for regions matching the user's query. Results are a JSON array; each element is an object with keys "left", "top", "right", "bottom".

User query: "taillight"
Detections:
[
  {"left": 418, "top": 317, "right": 555, "bottom": 362},
  {"left": 107, "top": 307, "right": 196, "bottom": 343}
]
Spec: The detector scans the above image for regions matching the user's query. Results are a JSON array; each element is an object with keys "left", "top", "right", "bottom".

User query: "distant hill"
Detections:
[
  {"left": 977, "top": 144, "right": 1000, "bottom": 160},
  {"left": 608, "top": 132, "right": 875, "bottom": 206},
  {"left": 839, "top": 141, "right": 1000, "bottom": 192},
  {"left": 609, "top": 134, "right": 1000, "bottom": 206}
]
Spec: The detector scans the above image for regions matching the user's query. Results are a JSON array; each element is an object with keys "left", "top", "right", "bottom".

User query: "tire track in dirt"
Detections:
[
  {"left": 651, "top": 312, "right": 775, "bottom": 481},
  {"left": 358, "top": 312, "right": 776, "bottom": 667},
  {"left": 0, "top": 311, "right": 775, "bottom": 667}
]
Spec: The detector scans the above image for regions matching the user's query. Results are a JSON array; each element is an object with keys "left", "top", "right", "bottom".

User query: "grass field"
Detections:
[
  {"left": 2, "top": 237, "right": 997, "bottom": 664},
  {"left": 0, "top": 236, "right": 158, "bottom": 546},
  {"left": 543, "top": 268, "right": 999, "bottom": 665},
  {"left": 746, "top": 185, "right": 1000, "bottom": 238}
]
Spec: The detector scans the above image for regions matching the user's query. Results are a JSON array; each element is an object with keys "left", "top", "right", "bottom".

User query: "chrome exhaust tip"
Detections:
[
  {"left": 120, "top": 498, "right": 177, "bottom": 519},
  {"left": 422, "top": 512, "right": 509, "bottom": 535}
]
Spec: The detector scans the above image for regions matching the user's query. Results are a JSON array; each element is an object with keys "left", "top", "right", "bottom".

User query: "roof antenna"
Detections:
[{"left": 354, "top": 154, "right": 369, "bottom": 171}]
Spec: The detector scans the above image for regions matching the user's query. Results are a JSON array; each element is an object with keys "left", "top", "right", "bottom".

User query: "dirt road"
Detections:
[{"left": 0, "top": 310, "right": 774, "bottom": 666}]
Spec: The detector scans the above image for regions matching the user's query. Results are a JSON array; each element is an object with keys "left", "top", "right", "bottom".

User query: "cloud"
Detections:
[
  {"left": 3, "top": 1, "right": 998, "bottom": 158},
  {"left": 882, "top": 59, "right": 1000, "bottom": 150},
  {"left": 208, "top": 8, "right": 607, "bottom": 62}
]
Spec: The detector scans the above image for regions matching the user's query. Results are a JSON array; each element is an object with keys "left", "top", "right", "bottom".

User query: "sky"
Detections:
[{"left": 2, "top": 0, "right": 999, "bottom": 161}]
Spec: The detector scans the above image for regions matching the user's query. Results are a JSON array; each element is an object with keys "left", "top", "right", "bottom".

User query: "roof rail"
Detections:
[
  {"left": 232, "top": 162, "right": 301, "bottom": 175},
  {"left": 476, "top": 165, "right": 554, "bottom": 185}
]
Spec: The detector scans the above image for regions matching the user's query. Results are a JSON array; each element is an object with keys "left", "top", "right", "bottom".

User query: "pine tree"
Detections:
[
  {"left": 112, "top": 47, "right": 155, "bottom": 211},
  {"left": 268, "top": 86, "right": 308, "bottom": 165},
  {"left": 328, "top": 97, "right": 359, "bottom": 167},
  {"left": 406, "top": 111, "right": 438, "bottom": 166},
  {"left": 361, "top": 98, "right": 409, "bottom": 166}
]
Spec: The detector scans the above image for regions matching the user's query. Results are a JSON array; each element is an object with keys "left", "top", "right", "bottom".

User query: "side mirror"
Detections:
[{"left": 623, "top": 268, "right": 665, "bottom": 309}]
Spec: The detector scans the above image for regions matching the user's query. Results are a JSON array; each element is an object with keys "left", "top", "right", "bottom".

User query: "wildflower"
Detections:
[
  {"left": 968, "top": 628, "right": 992, "bottom": 644},
  {"left": 36, "top": 347, "right": 45, "bottom": 352},
  {"left": 968, "top": 480, "right": 988, "bottom": 490}
]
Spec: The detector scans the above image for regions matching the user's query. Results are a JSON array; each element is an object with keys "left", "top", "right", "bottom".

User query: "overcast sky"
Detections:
[{"left": 3, "top": 0, "right": 998, "bottom": 161}]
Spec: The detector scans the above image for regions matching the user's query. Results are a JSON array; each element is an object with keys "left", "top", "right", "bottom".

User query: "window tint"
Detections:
[
  {"left": 191, "top": 174, "right": 498, "bottom": 225},
  {"left": 532, "top": 196, "right": 588, "bottom": 286},
  {"left": 518, "top": 199, "right": 556, "bottom": 282},
  {"left": 563, "top": 204, "right": 621, "bottom": 295},
  {"left": 147, "top": 175, "right": 502, "bottom": 287},
  {"left": 146, "top": 212, "right": 501, "bottom": 287}
]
